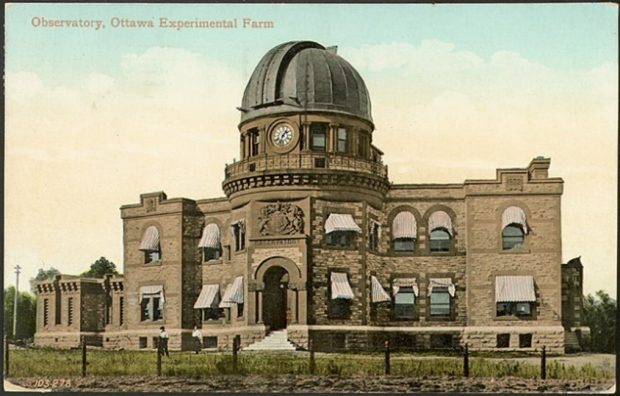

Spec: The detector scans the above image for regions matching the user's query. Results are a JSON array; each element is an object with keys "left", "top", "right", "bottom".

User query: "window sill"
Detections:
[
  {"left": 427, "top": 315, "right": 454, "bottom": 322},
  {"left": 322, "top": 245, "right": 358, "bottom": 251},
  {"left": 500, "top": 248, "right": 531, "bottom": 254},
  {"left": 494, "top": 315, "right": 535, "bottom": 321},
  {"left": 203, "top": 259, "right": 223, "bottom": 265},
  {"left": 233, "top": 249, "right": 247, "bottom": 255},
  {"left": 144, "top": 261, "right": 162, "bottom": 266}
]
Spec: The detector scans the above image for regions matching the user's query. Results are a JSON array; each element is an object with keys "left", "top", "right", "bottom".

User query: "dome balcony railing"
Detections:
[{"left": 224, "top": 152, "right": 388, "bottom": 179}]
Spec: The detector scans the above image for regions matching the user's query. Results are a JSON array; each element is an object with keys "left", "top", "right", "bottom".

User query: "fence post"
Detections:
[
  {"left": 463, "top": 343, "right": 469, "bottom": 377},
  {"left": 4, "top": 337, "right": 9, "bottom": 377},
  {"left": 541, "top": 345, "right": 546, "bottom": 380},
  {"left": 81, "top": 338, "right": 87, "bottom": 377},
  {"left": 232, "top": 335, "right": 239, "bottom": 373},
  {"left": 384, "top": 339, "right": 390, "bottom": 375},
  {"left": 309, "top": 338, "right": 316, "bottom": 375},
  {"left": 157, "top": 339, "right": 162, "bottom": 376}
]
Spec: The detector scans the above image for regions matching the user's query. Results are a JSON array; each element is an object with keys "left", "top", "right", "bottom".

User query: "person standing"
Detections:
[
  {"left": 159, "top": 326, "right": 169, "bottom": 357},
  {"left": 192, "top": 325, "right": 202, "bottom": 354}
]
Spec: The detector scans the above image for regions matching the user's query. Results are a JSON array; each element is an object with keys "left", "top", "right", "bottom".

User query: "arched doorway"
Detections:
[{"left": 263, "top": 266, "right": 289, "bottom": 330}]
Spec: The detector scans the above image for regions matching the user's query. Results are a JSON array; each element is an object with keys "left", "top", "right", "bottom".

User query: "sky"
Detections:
[{"left": 4, "top": 3, "right": 618, "bottom": 297}]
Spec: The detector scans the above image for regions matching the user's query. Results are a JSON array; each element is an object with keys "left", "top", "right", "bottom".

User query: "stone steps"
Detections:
[{"left": 243, "top": 330, "right": 297, "bottom": 351}]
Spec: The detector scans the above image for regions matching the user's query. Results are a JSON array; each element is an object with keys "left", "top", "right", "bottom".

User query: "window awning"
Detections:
[
  {"left": 140, "top": 285, "right": 165, "bottom": 302},
  {"left": 325, "top": 214, "right": 362, "bottom": 234},
  {"left": 219, "top": 276, "right": 244, "bottom": 307},
  {"left": 139, "top": 226, "right": 160, "bottom": 251},
  {"left": 371, "top": 276, "right": 391, "bottom": 303},
  {"left": 392, "top": 212, "right": 417, "bottom": 239},
  {"left": 502, "top": 206, "right": 529, "bottom": 234},
  {"left": 218, "top": 284, "right": 233, "bottom": 308},
  {"left": 495, "top": 275, "right": 536, "bottom": 302},
  {"left": 428, "top": 278, "right": 455, "bottom": 297},
  {"left": 199, "top": 223, "right": 221, "bottom": 249},
  {"left": 331, "top": 272, "right": 354, "bottom": 300},
  {"left": 194, "top": 284, "right": 220, "bottom": 309},
  {"left": 392, "top": 278, "right": 419, "bottom": 297},
  {"left": 428, "top": 211, "right": 453, "bottom": 236}
]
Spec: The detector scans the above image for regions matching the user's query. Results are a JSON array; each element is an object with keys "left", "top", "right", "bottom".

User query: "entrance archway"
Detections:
[{"left": 262, "top": 266, "right": 289, "bottom": 330}]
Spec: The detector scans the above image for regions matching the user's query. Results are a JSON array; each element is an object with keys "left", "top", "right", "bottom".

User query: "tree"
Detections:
[
  {"left": 583, "top": 290, "right": 616, "bottom": 353},
  {"left": 4, "top": 287, "right": 37, "bottom": 340},
  {"left": 80, "top": 256, "right": 119, "bottom": 278},
  {"left": 30, "top": 267, "right": 61, "bottom": 292}
]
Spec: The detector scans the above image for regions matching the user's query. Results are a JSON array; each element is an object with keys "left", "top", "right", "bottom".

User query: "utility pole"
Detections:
[{"left": 13, "top": 265, "right": 21, "bottom": 339}]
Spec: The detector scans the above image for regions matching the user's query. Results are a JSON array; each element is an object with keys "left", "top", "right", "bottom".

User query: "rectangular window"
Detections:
[
  {"left": 251, "top": 131, "right": 259, "bottom": 156},
  {"left": 369, "top": 222, "right": 380, "bottom": 251},
  {"left": 203, "top": 336, "right": 218, "bottom": 349},
  {"left": 202, "top": 308, "right": 224, "bottom": 321},
  {"left": 152, "top": 336, "right": 159, "bottom": 349},
  {"left": 233, "top": 223, "right": 245, "bottom": 251},
  {"left": 358, "top": 133, "right": 369, "bottom": 158},
  {"left": 337, "top": 128, "right": 347, "bottom": 153},
  {"left": 314, "top": 157, "right": 326, "bottom": 168},
  {"left": 326, "top": 231, "right": 354, "bottom": 247},
  {"left": 430, "top": 287, "right": 451, "bottom": 316},
  {"left": 519, "top": 334, "right": 532, "bottom": 348},
  {"left": 140, "top": 296, "right": 163, "bottom": 321},
  {"left": 237, "top": 303, "right": 244, "bottom": 318},
  {"left": 119, "top": 297, "right": 124, "bottom": 325},
  {"left": 67, "top": 297, "right": 74, "bottom": 326},
  {"left": 139, "top": 337, "right": 147, "bottom": 349},
  {"left": 105, "top": 297, "right": 111, "bottom": 325},
  {"left": 43, "top": 298, "right": 49, "bottom": 326},
  {"left": 203, "top": 247, "right": 221, "bottom": 262},
  {"left": 394, "top": 287, "right": 416, "bottom": 319},
  {"left": 144, "top": 244, "right": 161, "bottom": 264},
  {"left": 55, "top": 295, "right": 62, "bottom": 325},
  {"left": 329, "top": 299, "right": 351, "bottom": 319},
  {"left": 311, "top": 125, "right": 327, "bottom": 151},
  {"left": 496, "top": 302, "right": 533, "bottom": 317},
  {"left": 497, "top": 333, "right": 510, "bottom": 348},
  {"left": 240, "top": 135, "right": 245, "bottom": 158}
]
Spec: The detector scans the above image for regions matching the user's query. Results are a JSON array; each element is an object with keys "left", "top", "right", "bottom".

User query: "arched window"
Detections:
[
  {"left": 428, "top": 211, "right": 453, "bottom": 253},
  {"left": 501, "top": 206, "right": 528, "bottom": 251},
  {"left": 139, "top": 226, "right": 161, "bottom": 263},
  {"left": 392, "top": 211, "right": 417, "bottom": 252}
]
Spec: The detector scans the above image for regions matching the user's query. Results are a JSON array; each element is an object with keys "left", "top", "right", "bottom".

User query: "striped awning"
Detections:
[
  {"left": 371, "top": 276, "right": 391, "bottom": 303},
  {"left": 139, "top": 285, "right": 164, "bottom": 303},
  {"left": 495, "top": 275, "right": 536, "bottom": 302},
  {"left": 220, "top": 276, "right": 244, "bottom": 307},
  {"left": 392, "top": 278, "right": 419, "bottom": 297},
  {"left": 325, "top": 214, "right": 362, "bottom": 234},
  {"left": 392, "top": 212, "right": 417, "bottom": 239},
  {"left": 199, "top": 223, "right": 221, "bottom": 249},
  {"left": 194, "top": 284, "right": 220, "bottom": 309},
  {"left": 139, "top": 226, "right": 160, "bottom": 251},
  {"left": 502, "top": 206, "right": 529, "bottom": 234},
  {"left": 428, "top": 211, "right": 453, "bottom": 236},
  {"left": 331, "top": 272, "right": 354, "bottom": 300},
  {"left": 428, "top": 278, "right": 455, "bottom": 297},
  {"left": 218, "top": 284, "right": 233, "bottom": 308}
]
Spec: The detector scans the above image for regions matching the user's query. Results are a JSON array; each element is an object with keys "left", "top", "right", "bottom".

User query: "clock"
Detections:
[{"left": 272, "top": 124, "right": 294, "bottom": 146}]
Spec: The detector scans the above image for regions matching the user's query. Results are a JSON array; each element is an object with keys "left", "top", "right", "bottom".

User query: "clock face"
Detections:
[{"left": 273, "top": 124, "right": 293, "bottom": 146}]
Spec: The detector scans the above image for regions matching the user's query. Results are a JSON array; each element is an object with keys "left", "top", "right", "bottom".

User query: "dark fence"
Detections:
[{"left": 2, "top": 337, "right": 553, "bottom": 381}]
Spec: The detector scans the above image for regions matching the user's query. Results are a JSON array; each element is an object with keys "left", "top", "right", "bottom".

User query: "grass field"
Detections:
[{"left": 7, "top": 348, "right": 615, "bottom": 380}]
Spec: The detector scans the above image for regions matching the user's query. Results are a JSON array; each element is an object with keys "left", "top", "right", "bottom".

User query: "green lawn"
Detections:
[{"left": 7, "top": 348, "right": 615, "bottom": 380}]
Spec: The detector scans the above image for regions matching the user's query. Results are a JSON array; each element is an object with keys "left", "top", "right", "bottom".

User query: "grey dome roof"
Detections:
[{"left": 240, "top": 41, "right": 372, "bottom": 125}]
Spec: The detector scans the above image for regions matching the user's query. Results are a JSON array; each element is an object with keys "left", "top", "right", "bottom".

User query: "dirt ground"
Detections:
[{"left": 7, "top": 375, "right": 614, "bottom": 393}]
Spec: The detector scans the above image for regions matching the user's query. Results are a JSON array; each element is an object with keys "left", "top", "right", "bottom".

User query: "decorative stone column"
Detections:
[
  {"left": 293, "top": 282, "right": 307, "bottom": 325},
  {"left": 328, "top": 123, "right": 339, "bottom": 153},
  {"left": 258, "top": 126, "right": 267, "bottom": 155}
]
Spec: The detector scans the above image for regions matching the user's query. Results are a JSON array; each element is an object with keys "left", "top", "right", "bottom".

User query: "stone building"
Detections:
[{"left": 34, "top": 40, "right": 587, "bottom": 353}]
